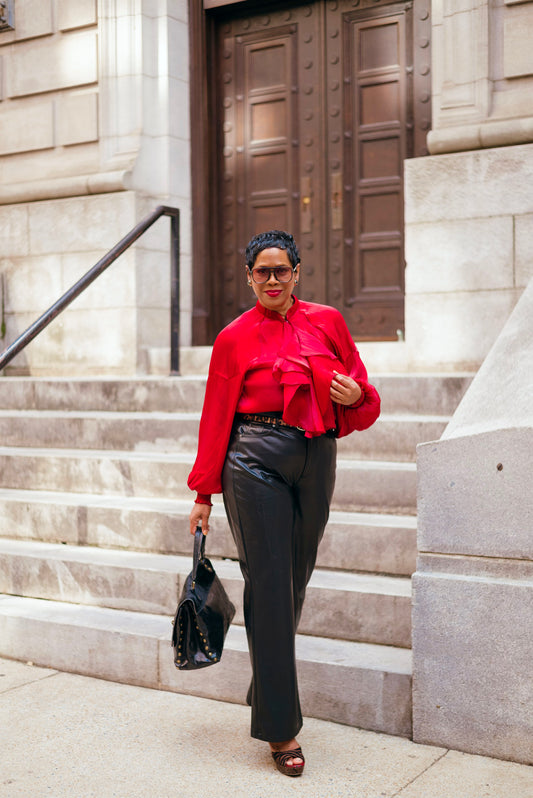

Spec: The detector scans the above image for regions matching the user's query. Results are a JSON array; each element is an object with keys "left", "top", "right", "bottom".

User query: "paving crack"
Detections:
[
  {"left": 390, "top": 749, "right": 450, "bottom": 797},
  {"left": 0, "top": 667, "right": 60, "bottom": 696}
]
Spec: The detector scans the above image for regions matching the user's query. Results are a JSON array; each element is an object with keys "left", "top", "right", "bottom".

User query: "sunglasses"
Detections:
[{"left": 249, "top": 266, "right": 296, "bottom": 284}]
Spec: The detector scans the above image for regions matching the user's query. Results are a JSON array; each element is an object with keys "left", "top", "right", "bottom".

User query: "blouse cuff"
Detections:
[
  {"left": 350, "top": 383, "right": 365, "bottom": 409},
  {"left": 195, "top": 493, "right": 213, "bottom": 506}
]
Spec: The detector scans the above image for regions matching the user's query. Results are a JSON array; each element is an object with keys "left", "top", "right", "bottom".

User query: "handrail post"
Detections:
[{"left": 170, "top": 209, "right": 180, "bottom": 375}]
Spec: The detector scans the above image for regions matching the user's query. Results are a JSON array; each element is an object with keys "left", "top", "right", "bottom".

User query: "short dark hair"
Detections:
[{"left": 245, "top": 230, "right": 300, "bottom": 270}]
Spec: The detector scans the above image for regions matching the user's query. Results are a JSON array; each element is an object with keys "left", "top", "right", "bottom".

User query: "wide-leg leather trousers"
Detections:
[{"left": 222, "top": 420, "right": 336, "bottom": 742}]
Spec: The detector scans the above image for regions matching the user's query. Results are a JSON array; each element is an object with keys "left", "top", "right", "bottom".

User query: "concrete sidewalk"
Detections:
[{"left": 1, "top": 658, "right": 531, "bottom": 798}]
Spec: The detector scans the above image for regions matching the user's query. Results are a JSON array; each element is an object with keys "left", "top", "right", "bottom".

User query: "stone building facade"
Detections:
[
  {"left": 0, "top": 0, "right": 532, "bottom": 766},
  {"left": 0, "top": 0, "right": 532, "bottom": 375}
]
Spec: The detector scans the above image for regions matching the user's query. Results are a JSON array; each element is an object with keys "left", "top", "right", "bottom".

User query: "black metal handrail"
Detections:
[{"left": 0, "top": 205, "right": 180, "bottom": 374}]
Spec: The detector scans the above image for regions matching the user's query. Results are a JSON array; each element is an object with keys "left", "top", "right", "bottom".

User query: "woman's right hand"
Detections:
[{"left": 189, "top": 502, "right": 211, "bottom": 535}]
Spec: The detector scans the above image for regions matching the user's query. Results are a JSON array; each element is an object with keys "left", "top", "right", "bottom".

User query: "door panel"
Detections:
[
  {"left": 208, "top": 0, "right": 430, "bottom": 339},
  {"left": 341, "top": 6, "right": 408, "bottom": 335},
  {"left": 244, "top": 32, "right": 295, "bottom": 244},
  {"left": 216, "top": 8, "right": 323, "bottom": 329}
]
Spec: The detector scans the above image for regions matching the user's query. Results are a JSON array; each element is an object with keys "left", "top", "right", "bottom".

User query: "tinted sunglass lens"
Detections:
[
  {"left": 276, "top": 268, "right": 292, "bottom": 282},
  {"left": 251, "top": 267, "right": 294, "bottom": 283}
]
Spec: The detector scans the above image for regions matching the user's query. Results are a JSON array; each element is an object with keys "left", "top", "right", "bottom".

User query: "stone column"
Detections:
[
  {"left": 412, "top": 278, "right": 533, "bottom": 765},
  {"left": 99, "top": 0, "right": 193, "bottom": 368}
]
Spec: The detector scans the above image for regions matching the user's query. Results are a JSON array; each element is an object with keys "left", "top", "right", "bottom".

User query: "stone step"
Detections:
[
  {"left": 0, "top": 449, "right": 417, "bottom": 513},
  {"left": 0, "top": 410, "right": 200, "bottom": 453},
  {"left": 0, "top": 490, "right": 417, "bottom": 575},
  {"left": 0, "top": 539, "right": 412, "bottom": 647},
  {"left": 0, "top": 594, "right": 412, "bottom": 737},
  {"left": 0, "top": 373, "right": 472, "bottom": 415},
  {"left": 0, "top": 409, "right": 446, "bottom": 461},
  {"left": 0, "top": 376, "right": 206, "bottom": 413},
  {"left": 336, "top": 413, "right": 447, "bottom": 461}
]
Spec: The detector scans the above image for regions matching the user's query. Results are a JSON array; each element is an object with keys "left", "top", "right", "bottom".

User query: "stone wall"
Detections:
[
  {"left": 404, "top": 143, "right": 533, "bottom": 372},
  {"left": 0, "top": 0, "right": 101, "bottom": 194},
  {"left": 0, "top": 1, "right": 192, "bottom": 375},
  {"left": 412, "top": 277, "right": 533, "bottom": 765},
  {"left": 400, "top": 0, "right": 533, "bottom": 373}
]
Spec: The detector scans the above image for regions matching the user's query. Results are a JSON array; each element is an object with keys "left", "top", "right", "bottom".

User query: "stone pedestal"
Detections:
[{"left": 412, "top": 279, "right": 533, "bottom": 765}]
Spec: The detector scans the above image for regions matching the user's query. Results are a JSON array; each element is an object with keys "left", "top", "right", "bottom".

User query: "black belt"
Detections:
[
  {"left": 236, "top": 413, "right": 336, "bottom": 437},
  {"left": 236, "top": 413, "right": 305, "bottom": 432}
]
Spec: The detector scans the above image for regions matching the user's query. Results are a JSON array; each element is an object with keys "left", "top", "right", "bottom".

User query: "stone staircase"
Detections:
[{"left": 0, "top": 371, "right": 472, "bottom": 737}]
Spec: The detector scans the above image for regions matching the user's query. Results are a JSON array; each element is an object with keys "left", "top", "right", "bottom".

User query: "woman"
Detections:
[{"left": 188, "top": 230, "right": 380, "bottom": 777}]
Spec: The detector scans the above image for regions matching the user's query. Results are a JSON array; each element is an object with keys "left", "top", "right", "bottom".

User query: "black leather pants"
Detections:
[{"left": 222, "top": 420, "right": 336, "bottom": 742}]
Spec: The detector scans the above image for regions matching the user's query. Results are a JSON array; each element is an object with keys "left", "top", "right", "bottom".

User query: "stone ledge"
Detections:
[
  {"left": 417, "top": 553, "right": 533, "bottom": 581},
  {"left": 0, "top": 170, "right": 131, "bottom": 205},
  {"left": 427, "top": 116, "right": 533, "bottom": 155}
]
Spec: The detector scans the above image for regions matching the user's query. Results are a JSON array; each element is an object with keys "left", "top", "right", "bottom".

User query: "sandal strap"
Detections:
[{"left": 272, "top": 747, "right": 304, "bottom": 767}]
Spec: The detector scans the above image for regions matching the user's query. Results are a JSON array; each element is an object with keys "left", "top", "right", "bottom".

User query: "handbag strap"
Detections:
[{"left": 192, "top": 525, "right": 206, "bottom": 587}]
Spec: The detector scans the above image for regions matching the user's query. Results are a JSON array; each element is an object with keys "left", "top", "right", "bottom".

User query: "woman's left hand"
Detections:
[{"left": 330, "top": 371, "right": 362, "bottom": 406}]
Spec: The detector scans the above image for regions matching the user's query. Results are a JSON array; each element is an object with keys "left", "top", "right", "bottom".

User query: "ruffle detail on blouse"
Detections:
[{"left": 272, "top": 313, "right": 345, "bottom": 436}]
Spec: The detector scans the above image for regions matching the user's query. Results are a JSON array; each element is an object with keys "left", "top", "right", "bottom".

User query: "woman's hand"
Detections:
[
  {"left": 189, "top": 502, "right": 211, "bottom": 535},
  {"left": 330, "top": 371, "right": 362, "bottom": 406}
]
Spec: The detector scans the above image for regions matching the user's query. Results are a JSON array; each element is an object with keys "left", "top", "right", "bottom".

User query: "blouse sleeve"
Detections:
[
  {"left": 328, "top": 311, "right": 381, "bottom": 438},
  {"left": 187, "top": 332, "right": 245, "bottom": 496}
]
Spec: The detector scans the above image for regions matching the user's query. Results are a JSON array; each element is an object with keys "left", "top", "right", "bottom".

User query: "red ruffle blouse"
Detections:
[{"left": 188, "top": 296, "right": 381, "bottom": 499}]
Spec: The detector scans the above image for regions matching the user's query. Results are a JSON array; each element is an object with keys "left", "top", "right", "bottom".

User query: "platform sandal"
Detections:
[{"left": 271, "top": 747, "right": 305, "bottom": 777}]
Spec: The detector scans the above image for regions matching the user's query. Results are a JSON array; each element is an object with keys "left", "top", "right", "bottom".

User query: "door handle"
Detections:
[
  {"left": 300, "top": 177, "right": 312, "bottom": 233},
  {"left": 331, "top": 172, "right": 343, "bottom": 230}
]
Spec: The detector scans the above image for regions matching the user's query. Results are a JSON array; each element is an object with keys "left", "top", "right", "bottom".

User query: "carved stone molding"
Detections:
[
  {"left": 432, "top": 0, "right": 490, "bottom": 129},
  {"left": 98, "top": 0, "right": 143, "bottom": 170},
  {"left": 0, "top": 0, "right": 15, "bottom": 32},
  {"left": 427, "top": 114, "right": 533, "bottom": 154},
  {"left": 0, "top": 170, "right": 131, "bottom": 205}
]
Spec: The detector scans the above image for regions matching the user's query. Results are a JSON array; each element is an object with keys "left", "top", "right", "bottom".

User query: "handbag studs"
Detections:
[
  {"left": 174, "top": 614, "right": 219, "bottom": 666},
  {"left": 172, "top": 527, "right": 236, "bottom": 670}
]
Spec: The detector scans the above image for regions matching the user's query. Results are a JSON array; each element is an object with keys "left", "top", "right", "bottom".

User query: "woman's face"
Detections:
[{"left": 247, "top": 247, "right": 300, "bottom": 317}]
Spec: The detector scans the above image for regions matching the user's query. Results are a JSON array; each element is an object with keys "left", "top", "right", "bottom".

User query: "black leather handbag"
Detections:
[{"left": 171, "top": 526, "right": 236, "bottom": 670}]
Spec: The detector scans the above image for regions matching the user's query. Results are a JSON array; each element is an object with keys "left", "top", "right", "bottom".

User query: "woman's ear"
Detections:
[{"left": 245, "top": 266, "right": 252, "bottom": 286}]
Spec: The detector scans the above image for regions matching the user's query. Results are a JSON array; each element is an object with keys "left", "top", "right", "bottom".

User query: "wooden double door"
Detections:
[{"left": 194, "top": 0, "right": 431, "bottom": 341}]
